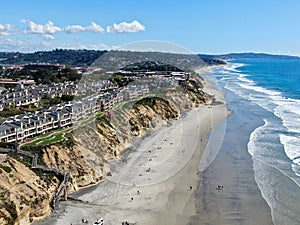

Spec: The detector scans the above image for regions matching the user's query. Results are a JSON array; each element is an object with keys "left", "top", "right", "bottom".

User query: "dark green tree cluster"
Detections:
[
  {"left": 0, "top": 49, "right": 106, "bottom": 66},
  {"left": 32, "top": 67, "right": 81, "bottom": 84},
  {"left": 109, "top": 74, "right": 134, "bottom": 87},
  {"left": 122, "top": 61, "right": 183, "bottom": 72},
  {"left": 40, "top": 94, "right": 74, "bottom": 108},
  {"left": 0, "top": 107, "right": 23, "bottom": 118},
  {"left": 0, "top": 67, "right": 82, "bottom": 85}
]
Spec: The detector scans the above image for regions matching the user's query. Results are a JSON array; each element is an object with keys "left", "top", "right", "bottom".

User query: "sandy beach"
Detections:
[
  {"left": 35, "top": 78, "right": 229, "bottom": 225},
  {"left": 35, "top": 75, "right": 274, "bottom": 225}
]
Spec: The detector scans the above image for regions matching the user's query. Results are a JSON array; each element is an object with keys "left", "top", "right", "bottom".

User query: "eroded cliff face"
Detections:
[
  {"left": 0, "top": 156, "right": 59, "bottom": 225},
  {"left": 0, "top": 77, "right": 211, "bottom": 224},
  {"left": 43, "top": 97, "right": 181, "bottom": 192},
  {"left": 128, "top": 97, "right": 180, "bottom": 137}
]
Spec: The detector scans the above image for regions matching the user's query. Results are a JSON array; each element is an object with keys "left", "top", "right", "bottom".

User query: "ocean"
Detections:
[{"left": 210, "top": 58, "right": 300, "bottom": 225}]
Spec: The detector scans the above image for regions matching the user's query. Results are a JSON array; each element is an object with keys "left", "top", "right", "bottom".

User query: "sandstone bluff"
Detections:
[{"left": 0, "top": 76, "right": 212, "bottom": 225}]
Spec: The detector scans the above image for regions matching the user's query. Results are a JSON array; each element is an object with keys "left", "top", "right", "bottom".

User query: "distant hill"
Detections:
[
  {"left": 0, "top": 49, "right": 226, "bottom": 68},
  {"left": 92, "top": 50, "right": 225, "bottom": 71},
  {"left": 0, "top": 49, "right": 106, "bottom": 66},
  {"left": 199, "top": 52, "right": 300, "bottom": 60},
  {"left": 1, "top": 50, "right": 298, "bottom": 68},
  {"left": 122, "top": 61, "right": 184, "bottom": 72}
]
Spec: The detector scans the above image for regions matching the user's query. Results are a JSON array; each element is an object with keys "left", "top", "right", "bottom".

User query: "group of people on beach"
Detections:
[
  {"left": 130, "top": 190, "right": 141, "bottom": 201},
  {"left": 216, "top": 185, "right": 224, "bottom": 190}
]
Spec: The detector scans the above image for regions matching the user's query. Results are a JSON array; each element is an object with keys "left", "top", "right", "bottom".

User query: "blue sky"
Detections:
[{"left": 0, "top": 0, "right": 300, "bottom": 55}]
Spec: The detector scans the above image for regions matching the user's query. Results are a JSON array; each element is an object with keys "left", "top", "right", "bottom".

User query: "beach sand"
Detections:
[
  {"left": 36, "top": 75, "right": 273, "bottom": 225},
  {"left": 35, "top": 79, "right": 229, "bottom": 225}
]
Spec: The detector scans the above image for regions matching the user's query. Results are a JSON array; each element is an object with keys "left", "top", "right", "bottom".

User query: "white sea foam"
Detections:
[
  {"left": 274, "top": 107, "right": 300, "bottom": 133},
  {"left": 224, "top": 82, "right": 254, "bottom": 101},
  {"left": 218, "top": 70, "right": 240, "bottom": 76},
  {"left": 230, "top": 71, "right": 300, "bottom": 135},
  {"left": 237, "top": 82, "right": 281, "bottom": 97},
  {"left": 273, "top": 98, "right": 300, "bottom": 133},
  {"left": 248, "top": 119, "right": 268, "bottom": 156},
  {"left": 219, "top": 62, "right": 300, "bottom": 225},
  {"left": 248, "top": 94, "right": 276, "bottom": 112},
  {"left": 292, "top": 159, "right": 300, "bottom": 177},
  {"left": 223, "top": 63, "right": 245, "bottom": 72},
  {"left": 279, "top": 134, "right": 300, "bottom": 166},
  {"left": 237, "top": 74, "right": 254, "bottom": 84},
  {"left": 273, "top": 98, "right": 300, "bottom": 115},
  {"left": 222, "top": 63, "right": 300, "bottom": 173}
]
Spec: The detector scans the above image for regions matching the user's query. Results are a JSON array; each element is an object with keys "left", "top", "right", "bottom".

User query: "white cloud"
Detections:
[
  {"left": 20, "top": 19, "right": 27, "bottom": 23},
  {"left": 106, "top": 20, "right": 145, "bottom": 33},
  {"left": 0, "top": 37, "right": 110, "bottom": 52},
  {"left": 85, "top": 22, "right": 105, "bottom": 33},
  {"left": 64, "top": 22, "right": 105, "bottom": 34},
  {"left": 0, "top": 23, "right": 15, "bottom": 35},
  {"left": 0, "top": 38, "right": 51, "bottom": 52},
  {"left": 24, "top": 20, "right": 61, "bottom": 35},
  {"left": 2, "top": 19, "right": 145, "bottom": 41},
  {"left": 44, "top": 34, "right": 55, "bottom": 40},
  {"left": 55, "top": 42, "right": 110, "bottom": 50},
  {"left": 0, "top": 38, "right": 23, "bottom": 47},
  {"left": 89, "top": 43, "right": 110, "bottom": 50},
  {"left": 64, "top": 25, "right": 86, "bottom": 34},
  {"left": 63, "top": 21, "right": 144, "bottom": 34}
]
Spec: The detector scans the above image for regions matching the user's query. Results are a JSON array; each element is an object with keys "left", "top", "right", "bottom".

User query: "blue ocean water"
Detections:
[{"left": 212, "top": 58, "right": 300, "bottom": 225}]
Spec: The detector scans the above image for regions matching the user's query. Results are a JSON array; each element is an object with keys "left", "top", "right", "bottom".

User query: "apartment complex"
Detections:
[{"left": 0, "top": 85, "right": 149, "bottom": 143}]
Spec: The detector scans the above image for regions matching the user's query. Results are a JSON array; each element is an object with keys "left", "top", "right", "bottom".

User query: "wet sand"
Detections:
[{"left": 189, "top": 82, "right": 274, "bottom": 225}]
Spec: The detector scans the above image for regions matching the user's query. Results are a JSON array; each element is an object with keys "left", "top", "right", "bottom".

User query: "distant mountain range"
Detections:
[
  {"left": 198, "top": 52, "right": 300, "bottom": 60},
  {"left": 0, "top": 49, "right": 224, "bottom": 68},
  {"left": 1, "top": 49, "right": 299, "bottom": 68}
]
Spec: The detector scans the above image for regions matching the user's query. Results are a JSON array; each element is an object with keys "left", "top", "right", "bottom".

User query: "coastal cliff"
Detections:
[
  {"left": 0, "top": 77, "right": 211, "bottom": 225},
  {"left": 0, "top": 156, "right": 59, "bottom": 225}
]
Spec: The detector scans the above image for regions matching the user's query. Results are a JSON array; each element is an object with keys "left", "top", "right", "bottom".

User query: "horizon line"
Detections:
[{"left": 0, "top": 48, "right": 299, "bottom": 58}]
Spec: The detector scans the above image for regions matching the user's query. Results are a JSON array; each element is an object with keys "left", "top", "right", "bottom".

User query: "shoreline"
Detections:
[
  {"left": 34, "top": 67, "right": 275, "bottom": 225},
  {"left": 35, "top": 74, "right": 230, "bottom": 225},
  {"left": 191, "top": 73, "right": 274, "bottom": 225}
]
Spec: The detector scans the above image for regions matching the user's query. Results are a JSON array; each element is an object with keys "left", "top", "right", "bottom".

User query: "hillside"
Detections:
[
  {"left": 2, "top": 49, "right": 297, "bottom": 68},
  {"left": 92, "top": 50, "right": 225, "bottom": 71},
  {"left": 0, "top": 49, "right": 225, "bottom": 68},
  {"left": 0, "top": 49, "right": 106, "bottom": 66}
]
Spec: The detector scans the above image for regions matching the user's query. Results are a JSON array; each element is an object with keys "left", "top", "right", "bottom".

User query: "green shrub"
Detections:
[{"left": 0, "top": 165, "right": 12, "bottom": 173}]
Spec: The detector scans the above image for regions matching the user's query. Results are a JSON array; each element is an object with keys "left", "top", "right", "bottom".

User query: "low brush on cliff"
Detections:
[{"left": 134, "top": 97, "right": 160, "bottom": 109}]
